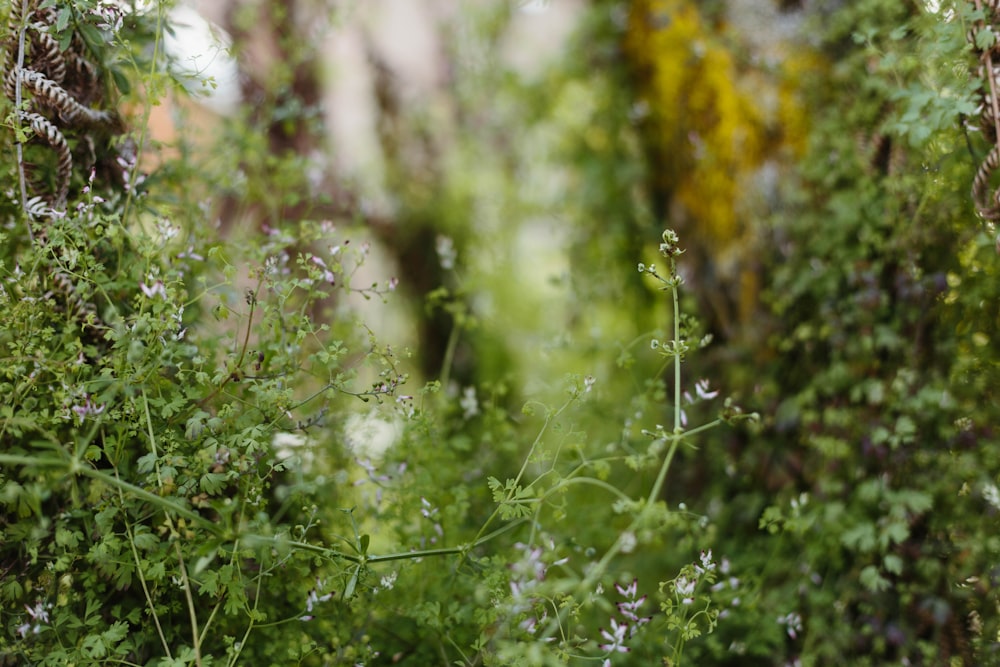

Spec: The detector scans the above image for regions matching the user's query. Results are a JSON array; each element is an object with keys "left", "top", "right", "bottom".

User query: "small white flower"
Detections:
[
  {"left": 18, "top": 599, "right": 51, "bottom": 636},
  {"left": 92, "top": 1, "right": 124, "bottom": 32},
  {"left": 675, "top": 576, "right": 696, "bottom": 605},
  {"left": 178, "top": 245, "right": 204, "bottom": 261},
  {"left": 615, "top": 579, "right": 638, "bottom": 600},
  {"left": 420, "top": 497, "right": 438, "bottom": 519},
  {"left": 695, "top": 549, "right": 716, "bottom": 575},
  {"left": 436, "top": 235, "right": 456, "bottom": 270},
  {"left": 615, "top": 578, "right": 651, "bottom": 634},
  {"left": 155, "top": 218, "right": 179, "bottom": 241},
  {"left": 599, "top": 618, "right": 630, "bottom": 653},
  {"left": 777, "top": 612, "right": 803, "bottom": 639},
  {"left": 460, "top": 386, "right": 480, "bottom": 419},
  {"left": 695, "top": 378, "right": 719, "bottom": 400},
  {"left": 344, "top": 410, "right": 401, "bottom": 461},
  {"left": 984, "top": 483, "right": 1000, "bottom": 511},
  {"left": 310, "top": 256, "right": 336, "bottom": 284}
]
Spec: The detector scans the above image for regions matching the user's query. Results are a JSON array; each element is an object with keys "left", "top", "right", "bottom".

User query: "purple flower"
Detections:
[
  {"left": 71, "top": 396, "right": 106, "bottom": 423},
  {"left": 614, "top": 578, "right": 652, "bottom": 635},
  {"left": 310, "top": 256, "right": 336, "bottom": 284},
  {"left": 140, "top": 280, "right": 166, "bottom": 299}
]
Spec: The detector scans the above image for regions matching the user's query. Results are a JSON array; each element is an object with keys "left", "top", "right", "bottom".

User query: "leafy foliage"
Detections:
[{"left": 2, "top": 1, "right": 1000, "bottom": 666}]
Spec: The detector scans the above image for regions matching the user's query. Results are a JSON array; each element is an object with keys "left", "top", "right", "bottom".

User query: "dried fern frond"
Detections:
[
  {"left": 969, "top": 0, "right": 1000, "bottom": 221},
  {"left": 3, "top": 0, "right": 123, "bottom": 209}
]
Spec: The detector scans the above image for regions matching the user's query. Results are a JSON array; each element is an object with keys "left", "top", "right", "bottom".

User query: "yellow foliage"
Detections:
[
  {"left": 625, "top": 0, "right": 817, "bottom": 331},
  {"left": 624, "top": 0, "right": 811, "bottom": 246}
]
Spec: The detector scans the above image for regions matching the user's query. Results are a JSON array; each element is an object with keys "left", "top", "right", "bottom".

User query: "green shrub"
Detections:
[{"left": 5, "top": 1, "right": 999, "bottom": 666}]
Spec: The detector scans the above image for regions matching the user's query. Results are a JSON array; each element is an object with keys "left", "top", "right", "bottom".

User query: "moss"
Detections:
[
  {"left": 623, "top": 0, "right": 818, "bottom": 335},
  {"left": 625, "top": 1, "right": 765, "bottom": 243}
]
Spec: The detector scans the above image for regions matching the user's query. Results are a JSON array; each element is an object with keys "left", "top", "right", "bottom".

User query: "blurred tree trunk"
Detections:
[
  {"left": 214, "top": 0, "right": 487, "bottom": 385},
  {"left": 217, "top": 0, "right": 330, "bottom": 229}
]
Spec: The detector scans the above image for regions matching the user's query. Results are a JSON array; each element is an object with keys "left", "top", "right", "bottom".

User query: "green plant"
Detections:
[
  {"left": 0, "top": 3, "right": 759, "bottom": 665},
  {"left": 8, "top": 1, "right": 998, "bottom": 665}
]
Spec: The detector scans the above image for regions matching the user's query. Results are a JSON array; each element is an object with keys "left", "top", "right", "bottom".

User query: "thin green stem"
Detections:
[
  {"left": 0, "top": 452, "right": 209, "bottom": 532},
  {"left": 120, "top": 0, "right": 165, "bottom": 227},
  {"left": 227, "top": 559, "right": 263, "bottom": 667},
  {"left": 140, "top": 389, "right": 165, "bottom": 490},
  {"left": 537, "top": 476, "right": 632, "bottom": 505},
  {"left": 248, "top": 517, "right": 527, "bottom": 567},
  {"left": 13, "top": 0, "right": 34, "bottom": 243},
  {"left": 463, "top": 397, "right": 575, "bottom": 561},
  {"left": 198, "top": 277, "right": 262, "bottom": 406},
  {"left": 0, "top": 454, "right": 66, "bottom": 468},
  {"left": 122, "top": 503, "right": 173, "bottom": 660},
  {"left": 439, "top": 322, "right": 461, "bottom": 389},
  {"left": 672, "top": 264, "right": 682, "bottom": 432},
  {"left": 174, "top": 541, "right": 202, "bottom": 667},
  {"left": 77, "top": 465, "right": 221, "bottom": 534},
  {"left": 538, "top": 247, "right": 694, "bottom": 644}
]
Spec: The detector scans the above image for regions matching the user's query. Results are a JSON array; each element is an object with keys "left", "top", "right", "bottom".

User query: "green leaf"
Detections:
[
  {"left": 883, "top": 520, "right": 909, "bottom": 546},
  {"left": 103, "top": 621, "right": 129, "bottom": 644},
  {"left": 200, "top": 472, "right": 229, "bottom": 495},
  {"left": 136, "top": 452, "right": 157, "bottom": 473},
  {"left": 131, "top": 527, "right": 158, "bottom": 551},
  {"left": 198, "top": 569, "right": 220, "bottom": 596},
  {"left": 194, "top": 548, "right": 218, "bottom": 575},
  {"left": 147, "top": 561, "right": 166, "bottom": 581},
  {"left": 77, "top": 23, "right": 105, "bottom": 54},
  {"left": 487, "top": 476, "right": 504, "bottom": 502},
  {"left": 859, "top": 565, "right": 890, "bottom": 592},
  {"left": 55, "top": 526, "right": 81, "bottom": 549},
  {"left": 840, "top": 523, "right": 876, "bottom": 553},
  {"left": 344, "top": 566, "right": 359, "bottom": 599},
  {"left": 893, "top": 489, "right": 932, "bottom": 515},
  {"left": 95, "top": 506, "right": 118, "bottom": 533},
  {"left": 55, "top": 7, "right": 71, "bottom": 32},
  {"left": 2, "top": 578, "right": 23, "bottom": 602},
  {"left": 976, "top": 26, "right": 996, "bottom": 50},
  {"left": 82, "top": 633, "right": 108, "bottom": 658},
  {"left": 110, "top": 67, "right": 131, "bottom": 95},
  {"left": 884, "top": 554, "right": 903, "bottom": 575}
]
